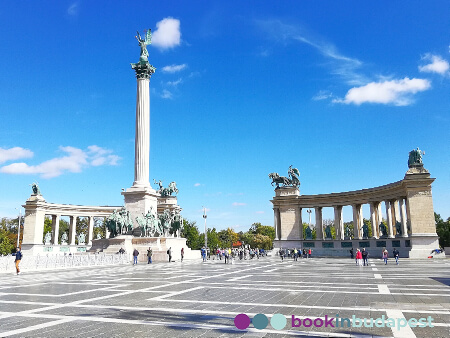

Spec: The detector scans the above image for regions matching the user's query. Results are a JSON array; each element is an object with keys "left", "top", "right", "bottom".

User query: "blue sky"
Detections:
[{"left": 1, "top": 1, "right": 449, "bottom": 231}]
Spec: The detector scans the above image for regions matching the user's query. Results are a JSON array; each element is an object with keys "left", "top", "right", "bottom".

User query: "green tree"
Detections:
[
  {"left": 76, "top": 217, "right": 89, "bottom": 244},
  {"left": 58, "top": 219, "right": 70, "bottom": 243},
  {"left": 43, "top": 217, "right": 52, "bottom": 241},
  {"left": 435, "top": 212, "right": 450, "bottom": 248},
  {"left": 252, "top": 233, "right": 272, "bottom": 250},
  {"left": 217, "top": 228, "right": 238, "bottom": 248},
  {"left": 180, "top": 219, "right": 201, "bottom": 249},
  {"left": 93, "top": 218, "right": 105, "bottom": 240},
  {"left": 0, "top": 229, "right": 15, "bottom": 255},
  {"left": 250, "top": 222, "right": 275, "bottom": 240},
  {"left": 344, "top": 221, "right": 354, "bottom": 239}
]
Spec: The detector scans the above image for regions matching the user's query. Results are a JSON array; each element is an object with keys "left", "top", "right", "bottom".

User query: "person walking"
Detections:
[
  {"left": 279, "top": 248, "right": 284, "bottom": 261},
  {"left": 393, "top": 248, "right": 399, "bottom": 265},
  {"left": 147, "top": 247, "right": 153, "bottom": 264},
  {"left": 181, "top": 247, "right": 184, "bottom": 262},
  {"left": 308, "top": 248, "right": 312, "bottom": 258},
  {"left": 14, "top": 248, "right": 23, "bottom": 275},
  {"left": 167, "top": 247, "right": 172, "bottom": 262},
  {"left": 201, "top": 247, "right": 206, "bottom": 262},
  {"left": 133, "top": 248, "right": 139, "bottom": 265},
  {"left": 349, "top": 248, "right": 354, "bottom": 259},
  {"left": 362, "top": 248, "right": 368, "bottom": 266},
  {"left": 355, "top": 249, "right": 363, "bottom": 266},
  {"left": 382, "top": 249, "right": 388, "bottom": 265},
  {"left": 293, "top": 248, "right": 298, "bottom": 261}
]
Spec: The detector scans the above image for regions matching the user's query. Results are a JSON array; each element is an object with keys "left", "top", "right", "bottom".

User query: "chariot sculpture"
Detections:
[{"left": 269, "top": 165, "right": 300, "bottom": 188}]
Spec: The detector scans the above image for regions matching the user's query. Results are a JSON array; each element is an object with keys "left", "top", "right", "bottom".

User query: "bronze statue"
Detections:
[
  {"left": 135, "top": 29, "right": 152, "bottom": 63},
  {"left": 408, "top": 147, "right": 425, "bottom": 167}
]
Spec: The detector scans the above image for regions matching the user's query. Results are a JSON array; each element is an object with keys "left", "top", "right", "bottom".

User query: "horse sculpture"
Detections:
[{"left": 268, "top": 172, "right": 291, "bottom": 188}]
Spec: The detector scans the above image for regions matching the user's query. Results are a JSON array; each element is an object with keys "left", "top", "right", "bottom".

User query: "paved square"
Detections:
[{"left": 0, "top": 256, "right": 449, "bottom": 337}]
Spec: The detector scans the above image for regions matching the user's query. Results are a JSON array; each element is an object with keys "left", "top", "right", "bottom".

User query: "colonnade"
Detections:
[{"left": 49, "top": 214, "right": 100, "bottom": 246}]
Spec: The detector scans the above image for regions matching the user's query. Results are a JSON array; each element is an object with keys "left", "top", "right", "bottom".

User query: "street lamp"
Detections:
[
  {"left": 307, "top": 209, "right": 312, "bottom": 227},
  {"left": 15, "top": 208, "right": 22, "bottom": 249},
  {"left": 202, "top": 207, "right": 207, "bottom": 249}
]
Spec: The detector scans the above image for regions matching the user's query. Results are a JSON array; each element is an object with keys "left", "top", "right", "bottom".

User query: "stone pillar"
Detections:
[
  {"left": 352, "top": 204, "right": 362, "bottom": 239},
  {"left": 315, "top": 207, "right": 323, "bottom": 240},
  {"left": 298, "top": 207, "right": 303, "bottom": 240},
  {"left": 87, "top": 216, "right": 94, "bottom": 245},
  {"left": 399, "top": 198, "right": 408, "bottom": 237},
  {"left": 69, "top": 216, "right": 77, "bottom": 245},
  {"left": 334, "top": 206, "right": 344, "bottom": 240},
  {"left": 122, "top": 61, "right": 158, "bottom": 229},
  {"left": 133, "top": 77, "right": 151, "bottom": 188},
  {"left": 51, "top": 214, "right": 60, "bottom": 245},
  {"left": 376, "top": 202, "right": 383, "bottom": 235},
  {"left": 370, "top": 202, "right": 378, "bottom": 239},
  {"left": 385, "top": 201, "right": 394, "bottom": 238},
  {"left": 274, "top": 207, "right": 279, "bottom": 240},
  {"left": 22, "top": 194, "right": 47, "bottom": 249}
]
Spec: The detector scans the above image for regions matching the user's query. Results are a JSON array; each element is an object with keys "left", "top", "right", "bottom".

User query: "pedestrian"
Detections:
[
  {"left": 382, "top": 249, "right": 388, "bottom": 265},
  {"left": 349, "top": 248, "right": 354, "bottom": 259},
  {"left": 14, "top": 248, "right": 23, "bottom": 275},
  {"left": 302, "top": 249, "right": 306, "bottom": 258},
  {"left": 224, "top": 248, "right": 229, "bottom": 264},
  {"left": 293, "top": 248, "right": 298, "bottom": 261},
  {"left": 279, "top": 248, "right": 284, "bottom": 261},
  {"left": 118, "top": 247, "right": 125, "bottom": 254},
  {"left": 181, "top": 247, "right": 184, "bottom": 262},
  {"left": 393, "top": 248, "right": 399, "bottom": 265},
  {"left": 201, "top": 247, "right": 206, "bottom": 262},
  {"left": 308, "top": 248, "right": 312, "bottom": 258},
  {"left": 133, "top": 248, "right": 139, "bottom": 265},
  {"left": 167, "top": 247, "right": 172, "bottom": 262},
  {"left": 355, "top": 249, "right": 363, "bottom": 266},
  {"left": 147, "top": 247, "right": 153, "bottom": 264},
  {"left": 362, "top": 248, "right": 368, "bottom": 266}
]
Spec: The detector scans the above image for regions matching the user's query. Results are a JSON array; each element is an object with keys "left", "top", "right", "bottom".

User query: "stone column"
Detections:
[
  {"left": 315, "top": 207, "right": 323, "bottom": 240},
  {"left": 399, "top": 198, "right": 408, "bottom": 237},
  {"left": 69, "top": 216, "right": 77, "bottom": 245},
  {"left": 133, "top": 77, "right": 151, "bottom": 188},
  {"left": 274, "top": 208, "right": 279, "bottom": 240},
  {"left": 51, "top": 214, "right": 60, "bottom": 245},
  {"left": 298, "top": 207, "right": 303, "bottom": 240},
  {"left": 352, "top": 204, "right": 362, "bottom": 239},
  {"left": 122, "top": 61, "right": 158, "bottom": 229},
  {"left": 87, "top": 216, "right": 94, "bottom": 245},
  {"left": 334, "top": 206, "right": 344, "bottom": 240},
  {"left": 376, "top": 202, "right": 383, "bottom": 235},
  {"left": 392, "top": 199, "right": 399, "bottom": 236},
  {"left": 370, "top": 203, "right": 378, "bottom": 238},
  {"left": 385, "top": 201, "right": 394, "bottom": 238}
]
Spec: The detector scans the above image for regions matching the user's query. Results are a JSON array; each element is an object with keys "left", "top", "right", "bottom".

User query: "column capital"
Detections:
[{"left": 131, "top": 62, "right": 155, "bottom": 79}]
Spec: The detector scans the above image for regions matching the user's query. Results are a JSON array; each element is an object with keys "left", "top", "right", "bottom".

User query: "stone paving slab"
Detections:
[{"left": 0, "top": 257, "right": 449, "bottom": 337}]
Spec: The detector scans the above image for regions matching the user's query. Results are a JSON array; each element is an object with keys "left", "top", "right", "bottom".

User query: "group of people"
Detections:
[
  {"left": 279, "top": 248, "right": 311, "bottom": 261},
  {"left": 200, "top": 247, "right": 267, "bottom": 263},
  {"left": 350, "top": 247, "right": 400, "bottom": 265},
  {"left": 128, "top": 246, "right": 185, "bottom": 265}
]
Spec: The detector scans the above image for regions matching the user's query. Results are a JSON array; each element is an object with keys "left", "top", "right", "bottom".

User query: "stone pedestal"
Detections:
[
  {"left": 122, "top": 187, "right": 158, "bottom": 228},
  {"left": 22, "top": 194, "right": 46, "bottom": 248}
]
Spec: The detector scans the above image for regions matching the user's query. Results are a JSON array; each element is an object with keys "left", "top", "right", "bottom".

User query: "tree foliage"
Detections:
[
  {"left": 180, "top": 219, "right": 201, "bottom": 250},
  {"left": 435, "top": 212, "right": 450, "bottom": 248}
]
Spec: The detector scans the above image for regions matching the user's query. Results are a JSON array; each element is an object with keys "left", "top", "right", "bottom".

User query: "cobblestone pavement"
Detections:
[{"left": 0, "top": 255, "right": 449, "bottom": 337}]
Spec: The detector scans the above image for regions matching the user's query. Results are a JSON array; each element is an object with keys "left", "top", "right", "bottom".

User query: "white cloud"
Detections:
[
  {"left": 0, "top": 147, "right": 33, "bottom": 164},
  {"left": 312, "top": 90, "right": 334, "bottom": 101},
  {"left": 232, "top": 202, "right": 246, "bottom": 207},
  {"left": 194, "top": 183, "right": 202, "bottom": 187},
  {"left": 334, "top": 77, "right": 431, "bottom": 106},
  {"left": 256, "top": 211, "right": 265, "bottom": 214},
  {"left": 0, "top": 145, "right": 120, "bottom": 178},
  {"left": 67, "top": 2, "right": 79, "bottom": 16},
  {"left": 167, "top": 78, "right": 183, "bottom": 86},
  {"left": 152, "top": 17, "right": 181, "bottom": 50},
  {"left": 161, "top": 89, "right": 173, "bottom": 99},
  {"left": 162, "top": 64, "right": 187, "bottom": 73},
  {"left": 419, "top": 54, "right": 449, "bottom": 75}
]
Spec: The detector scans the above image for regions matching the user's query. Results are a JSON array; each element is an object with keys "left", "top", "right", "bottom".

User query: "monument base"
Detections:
[
  {"left": 89, "top": 236, "right": 200, "bottom": 262},
  {"left": 122, "top": 186, "right": 158, "bottom": 227}
]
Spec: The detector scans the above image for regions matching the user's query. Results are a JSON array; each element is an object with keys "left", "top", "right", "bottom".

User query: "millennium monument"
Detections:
[
  {"left": 270, "top": 148, "right": 439, "bottom": 258},
  {"left": 20, "top": 30, "right": 193, "bottom": 261}
]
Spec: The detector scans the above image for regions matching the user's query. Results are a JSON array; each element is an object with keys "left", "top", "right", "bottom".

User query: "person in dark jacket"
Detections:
[
  {"left": 14, "top": 248, "right": 23, "bottom": 275},
  {"left": 393, "top": 248, "right": 399, "bottom": 265},
  {"left": 133, "top": 248, "right": 139, "bottom": 265},
  {"left": 361, "top": 248, "right": 368, "bottom": 266},
  {"left": 167, "top": 247, "right": 172, "bottom": 262}
]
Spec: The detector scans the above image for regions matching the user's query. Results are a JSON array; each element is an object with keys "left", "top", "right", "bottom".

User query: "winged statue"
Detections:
[{"left": 135, "top": 29, "right": 152, "bottom": 63}]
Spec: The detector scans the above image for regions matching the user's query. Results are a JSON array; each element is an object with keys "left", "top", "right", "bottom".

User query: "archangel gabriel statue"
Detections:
[{"left": 135, "top": 29, "right": 152, "bottom": 63}]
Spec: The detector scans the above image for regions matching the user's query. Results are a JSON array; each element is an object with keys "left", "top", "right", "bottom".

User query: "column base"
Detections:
[{"left": 122, "top": 186, "right": 158, "bottom": 229}]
